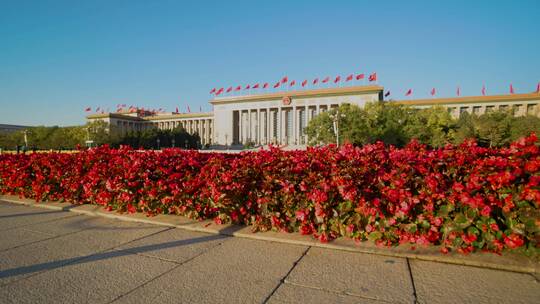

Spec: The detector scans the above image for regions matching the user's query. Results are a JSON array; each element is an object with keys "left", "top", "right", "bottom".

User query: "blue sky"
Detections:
[{"left": 1, "top": 0, "right": 539, "bottom": 126}]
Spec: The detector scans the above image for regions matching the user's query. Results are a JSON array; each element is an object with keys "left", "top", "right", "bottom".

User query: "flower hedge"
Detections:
[{"left": 1, "top": 135, "right": 539, "bottom": 255}]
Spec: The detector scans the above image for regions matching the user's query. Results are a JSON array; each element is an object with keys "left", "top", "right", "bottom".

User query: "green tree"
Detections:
[
  {"left": 509, "top": 115, "right": 540, "bottom": 142},
  {"left": 405, "top": 106, "right": 455, "bottom": 147}
]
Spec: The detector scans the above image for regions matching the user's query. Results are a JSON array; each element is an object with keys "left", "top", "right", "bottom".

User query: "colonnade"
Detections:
[
  {"left": 234, "top": 103, "right": 339, "bottom": 145},
  {"left": 155, "top": 118, "right": 213, "bottom": 146}
]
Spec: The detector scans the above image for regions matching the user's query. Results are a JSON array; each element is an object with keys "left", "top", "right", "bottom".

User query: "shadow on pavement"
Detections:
[
  {"left": 0, "top": 211, "right": 63, "bottom": 219},
  {"left": 0, "top": 226, "right": 241, "bottom": 279}
]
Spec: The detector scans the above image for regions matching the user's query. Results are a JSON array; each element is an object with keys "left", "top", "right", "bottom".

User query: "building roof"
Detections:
[
  {"left": 86, "top": 112, "right": 213, "bottom": 121},
  {"left": 210, "top": 85, "right": 384, "bottom": 104},
  {"left": 142, "top": 112, "right": 213, "bottom": 121},
  {"left": 395, "top": 92, "right": 540, "bottom": 106}
]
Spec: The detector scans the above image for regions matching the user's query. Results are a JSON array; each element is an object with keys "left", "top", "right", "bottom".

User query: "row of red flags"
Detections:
[
  {"left": 210, "top": 73, "right": 378, "bottom": 96},
  {"left": 384, "top": 83, "right": 540, "bottom": 98},
  {"left": 85, "top": 81, "right": 540, "bottom": 113},
  {"left": 84, "top": 104, "right": 203, "bottom": 114}
]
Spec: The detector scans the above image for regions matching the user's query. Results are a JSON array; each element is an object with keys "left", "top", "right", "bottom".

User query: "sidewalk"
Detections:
[{"left": 0, "top": 199, "right": 538, "bottom": 304}]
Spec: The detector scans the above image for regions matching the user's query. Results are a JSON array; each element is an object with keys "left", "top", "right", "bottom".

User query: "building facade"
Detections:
[{"left": 87, "top": 85, "right": 540, "bottom": 147}]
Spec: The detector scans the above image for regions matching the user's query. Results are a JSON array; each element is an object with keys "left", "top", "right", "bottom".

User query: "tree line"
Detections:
[
  {"left": 305, "top": 102, "right": 540, "bottom": 147},
  {"left": 0, "top": 120, "right": 200, "bottom": 151}
]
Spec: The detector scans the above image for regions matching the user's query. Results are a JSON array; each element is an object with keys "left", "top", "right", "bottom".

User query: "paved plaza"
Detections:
[{"left": 0, "top": 200, "right": 538, "bottom": 304}]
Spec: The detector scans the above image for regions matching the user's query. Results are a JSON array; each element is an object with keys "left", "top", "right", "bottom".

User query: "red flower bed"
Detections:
[{"left": 1, "top": 135, "right": 539, "bottom": 254}]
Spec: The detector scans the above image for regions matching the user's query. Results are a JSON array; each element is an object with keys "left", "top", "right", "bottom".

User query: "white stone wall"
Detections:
[{"left": 212, "top": 92, "right": 380, "bottom": 146}]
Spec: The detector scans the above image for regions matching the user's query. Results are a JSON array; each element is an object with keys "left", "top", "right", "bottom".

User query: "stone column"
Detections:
[
  {"left": 238, "top": 111, "right": 243, "bottom": 144},
  {"left": 292, "top": 106, "right": 297, "bottom": 145},
  {"left": 256, "top": 109, "right": 261, "bottom": 144},
  {"left": 266, "top": 108, "right": 271, "bottom": 144},
  {"left": 277, "top": 107, "right": 282, "bottom": 145}
]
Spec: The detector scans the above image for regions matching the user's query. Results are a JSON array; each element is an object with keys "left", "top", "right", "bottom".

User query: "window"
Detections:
[
  {"left": 460, "top": 107, "right": 469, "bottom": 115},
  {"left": 527, "top": 104, "right": 537, "bottom": 115},
  {"left": 473, "top": 106, "right": 481, "bottom": 114},
  {"left": 499, "top": 105, "right": 509, "bottom": 111},
  {"left": 486, "top": 106, "right": 495, "bottom": 113},
  {"left": 513, "top": 104, "right": 523, "bottom": 116}
]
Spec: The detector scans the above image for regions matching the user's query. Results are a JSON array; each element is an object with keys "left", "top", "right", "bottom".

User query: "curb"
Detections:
[{"left": 1, "top": 195, "right": 538, "bottom": 275}]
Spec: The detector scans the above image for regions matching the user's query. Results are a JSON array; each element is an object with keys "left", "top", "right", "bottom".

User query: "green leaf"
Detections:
[{"left": 367, "top": 231, "right": 383, "bottom": 241}]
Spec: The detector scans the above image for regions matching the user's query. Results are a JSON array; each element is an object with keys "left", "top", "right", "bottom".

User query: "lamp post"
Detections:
[
  {"left": 23, "top": 130, "right": 28, "bottom": 150},
  {"left": 156, "top": 138, "right": 160, "bottom": 150},
  {"left": 329, "top": 110, "right": 346, "bottom": 146},
  {"left": 184, "top": 139, "right": 188, "bottom": 149},
  {"left": 172, "top": 138, "right": 175, "bottom": 148}
]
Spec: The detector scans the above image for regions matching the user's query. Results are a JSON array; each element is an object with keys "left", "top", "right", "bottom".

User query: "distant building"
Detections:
[
  {"left": 87, "top": 85, "right": 540, "bottom": 147},
  {"left": 0, "top": 124, "right": 30, "bottom": 133}
]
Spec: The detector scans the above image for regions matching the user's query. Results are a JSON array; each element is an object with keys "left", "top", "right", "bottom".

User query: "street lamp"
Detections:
[
  {"left": 329, "top": 110, "right": 346, "bottom": 146},
  {"left": 172, "top": 138, "right": 175, "bottom": 148},
  {"left": 23, "top": 130, "right": 28, "bottom": 150},
  {"left": 156, "top": 138, "right": 161, "bottom": 150}
]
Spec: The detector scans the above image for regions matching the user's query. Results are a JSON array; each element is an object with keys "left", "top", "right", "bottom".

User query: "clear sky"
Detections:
[{"left": 1, "top": 0, "right": 539, "bottom": 126}]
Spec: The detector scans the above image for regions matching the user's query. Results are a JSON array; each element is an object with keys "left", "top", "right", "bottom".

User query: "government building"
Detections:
[{"left": 86, "top": 85, "right": 540, "bottom": 147}]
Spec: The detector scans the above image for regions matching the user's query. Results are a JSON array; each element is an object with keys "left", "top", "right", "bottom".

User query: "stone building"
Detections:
[{"left": 87, "top": 85, "right": 540, "bottom": 147}]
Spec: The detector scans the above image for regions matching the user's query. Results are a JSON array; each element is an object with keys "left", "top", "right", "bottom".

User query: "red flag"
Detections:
[
  {"left": 345, "top": 74, "right": 353, "bottom": 82},
  {"left": 210, "top": 88, "right": 216, "bottom": 94},
  {"left": 235, "top": 85, "right": 241, "bottom": 91},
  {"left": 536, "top": 82, "right": 540, "bottom": 94},
  {"left": 334, "top": 75, "right": 341, "bottom": 83},
  {"left": 430, "top": 88, "right": 436, "bottom": 96},
  {"left": 253, "top": 83, "right": 260, "bottom": 89},
  {"left": 281, "top": 76, "right": 288, "bottom": 84},
  {"left": 510, "top": 83, "right": 514, "bottom": 94},
  {"left": 356, "top": 73, "right": 365, "bottom": 80},
  {"left": 405, "top": 89, "right": 412, "bottom": 96},
  {"left": 457, "top": 86, "right": 461, "bottom": 96},
  {"left": 187, "top": 105, "right": 191, "bottom": 113},
  {"left": 368, "top": 73, "right": 377, "bottom": 82},
  {"left": 290, "top": 80, "right": 296, "bottom": 87},
  {"left": 301, "top": 80, "right": 307, "bottom": 87},
  {"left": 85, "top": 107, "right": 91, "bottom": 112},
  {"left": 245, "top": 84, "right": 251, "bottom": 90},
  {"left": 384, "top": 91, "right": 390, "bottom": 97},
  {"left": 322, "top": 77, "right": 330, "bottom": 83},
  {"left": 263, "top": 83, "right": 269, "bottom": 89},
  {"left": 313, "top": 78, "right": 319, "bottom": 85},
  {"left": 226, "top": 86, "right": 233, "bottom": 93},
  {"left": 482, "top": 85, "right": 486, "bottom": 96},
  {"left": 216, "top": 88, "right": 224, "bottom": 95},
  {"left": 176, "top": 107, "right": 179, "bottom": 113},
  {"left": 273, "top": 82, "right": 280, "bottom": 88}
]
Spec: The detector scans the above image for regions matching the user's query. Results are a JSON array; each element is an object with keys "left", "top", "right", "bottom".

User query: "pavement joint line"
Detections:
[
  {"left": 263, "top": 246, "right": 311, "bottom": 304},
  {"left": 0, "top": 223, "right": 101, "bottom": 254},
  {"left": 0, "top": 224, "right": 174, "bottom": 288},
  {"left": 281, "top": 281, "right": 394, "bottom": 303},
  {"left": 0, "top": 212, "right": 79, "bottom": 232},
  {"left": 108, "top": 240, "right": 226, "bottom": 304},
  {"left": 406, "top": 258, "right": 419, "bottom": 304},
  {"left": 1, "top": 196, "right": 539, "bottom": 275}
]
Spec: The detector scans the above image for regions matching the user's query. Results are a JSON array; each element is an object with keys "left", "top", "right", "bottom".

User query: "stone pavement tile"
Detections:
[
  {"left": 267, "top": 283, "right": 385, "bottom": 304},
  {"left": 14, "top": 213, "right": 159, "bottom": 236},
  {"left": 0, "top": 249, "right": 177, "bottom": 304},
  {"left": 113, "top": 238, "right": 308, "bottom": 304},
  {"left": 0, "top": 228, "right": 54, "bottom": 251},
  {"left": 410, "top": 260, "right": 540, "bottom": 304},
  {"left": 285, "top": 247, "right": 415, "bottom": 304},
  {"left": 114, "top": 227, "right": 228, "bottom": 263},
  {"left": 0, "top": 202, "right": 75, "bottom": 230},
  {"left": 0, "top": 218, "right": 168, "bottom": 286}
]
